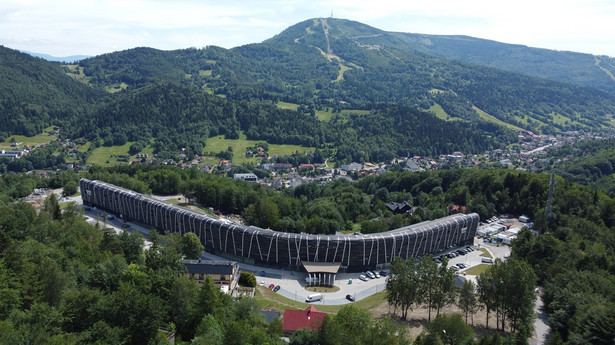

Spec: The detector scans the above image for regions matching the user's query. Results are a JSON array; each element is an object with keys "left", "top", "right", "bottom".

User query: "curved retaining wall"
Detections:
[{"left": 80, "top": 179, "right": 478, "bottom": 272}]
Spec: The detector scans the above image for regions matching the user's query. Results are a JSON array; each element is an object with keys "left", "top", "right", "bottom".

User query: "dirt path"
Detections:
[{"left": 370, "top": 301, "right": 501, "bottom": 340}]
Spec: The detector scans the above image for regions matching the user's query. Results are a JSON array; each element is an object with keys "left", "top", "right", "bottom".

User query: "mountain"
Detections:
[
  {"left": 0, "top": 46, "right": 100, "bottom": 136},
  {"left": 3, "top": 19, "right": 615, "bottom": 164},
  {"left": 22, "top": 51, "right": 91, "bottom": 63},
  {"left": 378, "top": 33, "right": 615, "bottom": 94},
  {"left": 77, "top": 18, "right": 615, "bottom": 135}
]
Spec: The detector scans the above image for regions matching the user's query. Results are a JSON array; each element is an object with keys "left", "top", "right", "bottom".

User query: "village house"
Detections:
[
  {"left": 180, "top": 260, "right": 239, "bottom": 294},
  {"left": 282, "top": 306, "right": 327, "bottom": 335}
]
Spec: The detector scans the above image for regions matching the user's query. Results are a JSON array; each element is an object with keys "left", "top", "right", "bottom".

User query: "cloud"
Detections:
[{"left": 0, "top": 0, "right": 614, "bottom": 56}]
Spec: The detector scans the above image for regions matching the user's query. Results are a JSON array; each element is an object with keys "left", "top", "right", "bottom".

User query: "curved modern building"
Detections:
[{"left": 80, "top": 179, "right": 478, "bottom": 273}]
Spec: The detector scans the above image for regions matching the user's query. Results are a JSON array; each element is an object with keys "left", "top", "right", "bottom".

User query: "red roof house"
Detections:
[{"left": 283, "top": 306, "right": 327, "bottom": 333}]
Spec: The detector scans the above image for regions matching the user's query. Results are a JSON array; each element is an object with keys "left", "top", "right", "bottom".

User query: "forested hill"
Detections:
[
  {"left": 0, "top": 46, "right": 100, "bottom": 136},
  {"left": 66, "top": 83, "right": 497, "bottom": 160},
  {"left": 385, "top": 33, "right": 615, "bottom": 94},
  {"left": 77, "top": 18, "right": 615, "bottom": 135}
]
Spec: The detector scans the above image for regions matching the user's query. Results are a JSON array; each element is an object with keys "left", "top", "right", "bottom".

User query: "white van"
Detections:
[
  {"left": 306, "top": 293, "right": 323, "bottom": 302},
  {"left": 481, "top": 258, "right": 494, "bottom": 264}
]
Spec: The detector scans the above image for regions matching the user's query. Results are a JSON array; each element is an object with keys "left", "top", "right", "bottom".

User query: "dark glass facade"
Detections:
[{"left": 80, "top": 179, "right": 478, "bottom": 272}]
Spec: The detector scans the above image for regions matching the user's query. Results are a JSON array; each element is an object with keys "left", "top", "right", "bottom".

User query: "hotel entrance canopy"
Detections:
[{"left": 302, "top": 261, "right": 341, "bottom": 287}]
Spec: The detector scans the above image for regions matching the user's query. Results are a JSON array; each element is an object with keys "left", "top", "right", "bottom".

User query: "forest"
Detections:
[
  {"left": 1, "top": 163, "right": 615, "bottom": 343},
  {"left": 4, "top": 15, "right": 615, "bottom": 164},
  {"left": 2, "top": 15, "right": 615, "bottom": 345}
]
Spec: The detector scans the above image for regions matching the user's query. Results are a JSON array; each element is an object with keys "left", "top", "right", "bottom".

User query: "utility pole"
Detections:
[{"left": 544, "top": 171, "right": 555, "bottom": 231}]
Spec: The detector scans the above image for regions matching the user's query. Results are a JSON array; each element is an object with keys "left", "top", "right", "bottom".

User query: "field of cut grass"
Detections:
[
  {"left": 204, "top": 132, "right": 315, "bottom": 164},
  {"left": 335, "top": 63, "right": 351, "bottom": 82},
  {"left": 77, "top": 141, "right": 92, "bottom": 153},
  {"left": 315, "top": 108, "right": 335, "bottom": 121},
  {"left": 254, "top": 285, "right": 386, "bottom": 314},
  {"left": 86, "top": 142, "right": 134, "bottom": 166},
  {"left": 276, "top": 101, "right": 300, "bottom": 111},
  {"left": 550, "top": 112, "right": 576, "bottom": 127},
  {"left": 473, "top": 106, "right": 523, "bottom": 131},
  {"left": 429, "top": 103, "right": 450, "bottom": 120},
  {"left": 340, "top": 109, "right": 371, "bottom": 115},
  {"left": 0, "top": 126, "right": 57, "bottom": 149},
  {"left": 105, "top": 82, "right": 128, "bottom": 93},
  {"left": 63, "top": 64, "right": 91, "bottom": 84}
]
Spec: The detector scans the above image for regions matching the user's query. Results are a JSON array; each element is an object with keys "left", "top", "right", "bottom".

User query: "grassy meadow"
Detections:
[
  {"left": 0, "top": 126, "right": 57, "bottom": 149},
  {"left": 204, "top": 132, "right": 315, "bottom": 164}
]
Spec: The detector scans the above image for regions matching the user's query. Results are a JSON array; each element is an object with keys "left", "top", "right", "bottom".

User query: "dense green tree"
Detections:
[
  {"left": 43, "top": 194, "right": 62, "bottom": 220},
  {"left": 181, "top": 232, "right": 204, "bottom": 260},
  {"left": 239, "top": 271, "right": 257, "bottom": 287},
  {"left": 118, "top": 231, "right": 144, "bottom": 264},
  {"left": 458, "top": 280, "right": 480, "bottom": 325},
  {"left": 426, "top": 314, "right": 475, "bottom": 345},
  {"left": 386, "top": 257, "right": 420, "bottom": 320},
  {"left": 63, "top": 180, "right": 78, "bottom": 196}
]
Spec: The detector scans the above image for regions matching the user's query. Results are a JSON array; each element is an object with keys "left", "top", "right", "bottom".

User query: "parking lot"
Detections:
[{"left": 200, "top": 235, "right": 510, "bottom": 306}]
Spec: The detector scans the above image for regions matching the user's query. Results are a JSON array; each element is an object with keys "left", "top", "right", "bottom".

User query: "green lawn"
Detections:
[
  {"left": 254, "top": 285, "right": 386, "bottom": 314},
  {"left": 87, "top": 142, "right": 134, "bottom": 166},
  {"left": 1, "top": 126, "right": 57, "bottom": 149},
  {"left": 463, "top": 264, "right": 490, "bottom": 276},
  {"left": 479, "top": 248, "right": 492, "bottom": 258}
]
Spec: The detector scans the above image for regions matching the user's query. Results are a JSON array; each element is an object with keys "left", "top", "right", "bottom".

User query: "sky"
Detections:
[{"left": 1, "top": 0, "right": 614, "bottom": 58}]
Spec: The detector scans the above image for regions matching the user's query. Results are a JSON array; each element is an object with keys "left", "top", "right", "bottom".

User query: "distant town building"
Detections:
[
  {"left": 340, "top": 162, "right": 363, "bottom": 172},
  {"left": 0, "top": 149, "right": 25, "bottom": 159},
  {"left": 233, "top": 173, "right": 258, "bottom": 182}
]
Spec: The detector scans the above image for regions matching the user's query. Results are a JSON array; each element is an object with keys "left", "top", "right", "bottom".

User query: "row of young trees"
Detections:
[{"left": 386, "top": 254, "right": 537, "bottom": 337}]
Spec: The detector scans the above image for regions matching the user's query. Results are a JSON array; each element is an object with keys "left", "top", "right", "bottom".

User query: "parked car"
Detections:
[
  {"left": 359, "top": 274, "right": 368, "bottom": 282},
  {"left": 379, "top": 271, "right": 388, "bottom": 277},
  {"left": 273, "top": 285, "right": 281, "bottom": 292},
  {"left": 268, "top": 284, "right": 275, "bottom": 290},
  {"left": 346, "top": 294, "right": 355, "bottom": 302},
  {"left": 450, "top": 266, "right": 460, "bottom": 271},
  {"left": 374, "top": 271, "right": 380, "bottom": 278},
  {"left": 366, "top": 271, "right": 375, "bottom": 279}
]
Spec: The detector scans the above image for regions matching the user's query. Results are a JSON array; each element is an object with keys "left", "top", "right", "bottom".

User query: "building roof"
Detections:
[
  {"left": 182, "top": 260, "right": 237, "bottom": 275},
  {"left": 283, "top": 306, "right": 327, "bottom": 332},
  {"left": 301, "top": 261, "right": 342, "bottom": 274}
]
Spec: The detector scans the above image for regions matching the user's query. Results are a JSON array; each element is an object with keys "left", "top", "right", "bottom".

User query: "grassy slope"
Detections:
[
  {"left": 204, "top": 132, "right": 315, "bottom": 164},
  {"left": 0, "top": 126, "right": 57, "bottom": 149},
  {"left": 473, "top": 106, "right": 523, "bottom": 131},
  {"left": 86, "top": 142, "right": 134, "bottom": 166}
]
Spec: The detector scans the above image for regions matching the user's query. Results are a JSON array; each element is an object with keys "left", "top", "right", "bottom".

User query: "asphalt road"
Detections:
[{"left": 531, "top": 288, "right": 549, "bottom": 345}]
